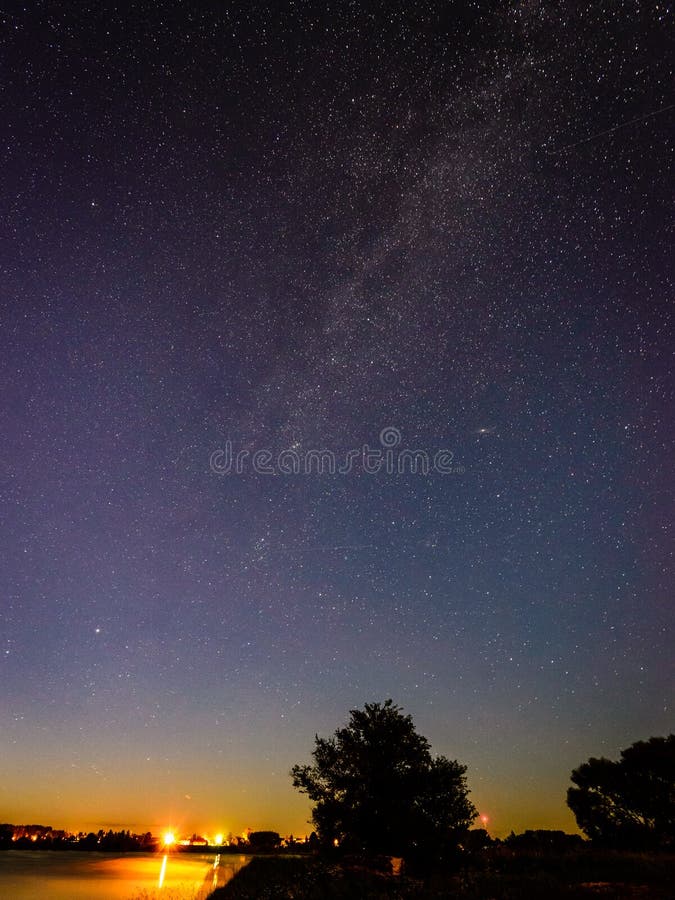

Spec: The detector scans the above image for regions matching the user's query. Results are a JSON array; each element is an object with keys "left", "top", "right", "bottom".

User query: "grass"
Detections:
[
  {"left": 207, "top": 855, "right": 416, "bottom": 899},
  {"left": 206, "top": 850, "right": 675, "bottom": 899}
]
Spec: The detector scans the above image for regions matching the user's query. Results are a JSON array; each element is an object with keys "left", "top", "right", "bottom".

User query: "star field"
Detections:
[{"left": 1, "top": 1, "right": 673, "bottom": 837}]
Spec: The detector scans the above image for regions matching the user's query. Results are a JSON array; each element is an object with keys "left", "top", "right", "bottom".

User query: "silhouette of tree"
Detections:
[
  {"left": 249, "top": 830, "right": 282, "bottom": 851},
  {"left": 462, "top": 828, "right": 495, "bottom": 852},
  {"left": 291, "top": 700, "right": 476, "bottom": 868},
  {"left": 504, "top": 829, "right": 583, "bottom": 852},
  {"left": 567, "top": 734, "right": 675, "bottom": 848},
  {"left": 140, "top": 831, "right": 155, "bottom": 850}
]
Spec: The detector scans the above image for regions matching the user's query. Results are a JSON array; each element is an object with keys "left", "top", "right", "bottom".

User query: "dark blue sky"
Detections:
[{"left": 1, "top": 1, "right": 672, "bottom": 837}]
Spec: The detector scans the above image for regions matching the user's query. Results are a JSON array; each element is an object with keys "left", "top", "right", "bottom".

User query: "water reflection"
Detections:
[
  {"left": 211, "top": 853, "right": 220, "bottom": 892},
  {"left": 158, "top": 853, "right": 168, "bottom": 888},
  {"left": 0, "top": 849, "right": 251, "bottom": 899}
]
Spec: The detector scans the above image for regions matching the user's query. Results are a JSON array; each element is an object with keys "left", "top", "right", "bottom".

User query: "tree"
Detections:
[
  {"left": 504, "top": 829, "right": 583, "bottom": 852},
  {"left": 290, "top": 700, "right": 476, "bottom": 867},
  {"left": 567, "top": 734, "right": 675, "bottom": 848},
  {"left": 0, "top": 823, "right": 13, "bottom": 848},
  {"left": 248, "top": 831, "right": 281, "bottom": 851},
  {"left": 462, "top": 828, "right": 495, "bottom": 852}
]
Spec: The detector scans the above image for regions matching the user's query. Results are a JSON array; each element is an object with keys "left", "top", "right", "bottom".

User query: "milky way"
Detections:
[{"left": 1, "top": 2, "right": 672, "bottom": 836}]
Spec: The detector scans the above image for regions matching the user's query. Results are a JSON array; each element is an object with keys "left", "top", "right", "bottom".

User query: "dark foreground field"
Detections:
[{"left": 207, "top": 850, "right": 674, "bottom": 900}]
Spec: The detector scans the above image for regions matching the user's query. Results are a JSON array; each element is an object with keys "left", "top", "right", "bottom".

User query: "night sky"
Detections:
[{"left": 1, "top": 2, "right": 673, "bottom": 839}]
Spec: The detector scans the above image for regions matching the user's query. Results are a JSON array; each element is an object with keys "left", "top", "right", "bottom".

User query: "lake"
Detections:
[{"left": 0, "top": 850, "right": 251, "bottom": 899}]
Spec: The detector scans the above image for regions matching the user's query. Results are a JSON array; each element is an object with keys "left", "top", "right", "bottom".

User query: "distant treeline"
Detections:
[
  {"left": 0, "top": 825, "right": 319, "bottom": 854},
  {"left": 1, "top": 823, "right": 588, "bottom": 856},
  {"left": 0, "top": 824, "right": 157, "bottom": 851}
]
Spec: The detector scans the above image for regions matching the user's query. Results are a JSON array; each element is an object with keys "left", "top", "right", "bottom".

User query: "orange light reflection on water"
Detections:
[
  {"left": 0, "top": 851, "right": 251, "bottom": 900},
  {"left": 157, "top": 853, "right": 168, "bottom": 888}
]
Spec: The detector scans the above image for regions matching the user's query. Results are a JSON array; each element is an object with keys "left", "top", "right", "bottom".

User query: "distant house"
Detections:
[
  {"left": 190, "top": 835, "right": 208, "bottom": 846},
  {"left": 179, "top": 834, "right": 208, "bottom": 847}
]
